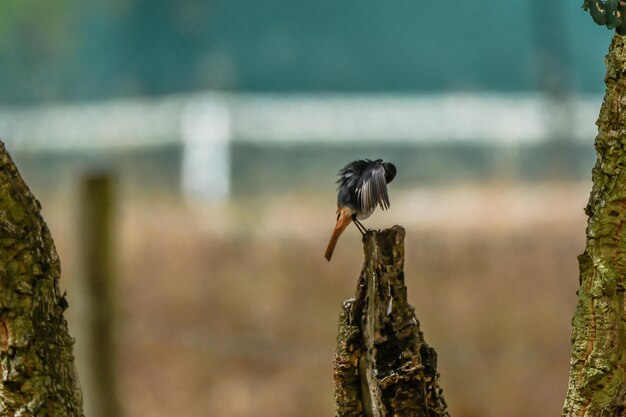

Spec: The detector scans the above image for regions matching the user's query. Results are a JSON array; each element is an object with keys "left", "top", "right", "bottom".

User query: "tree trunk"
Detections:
[
  {"left": 0, "top": 141, "right": 84, "bottom": 416},
  {"left": 334, "top": 226, "right": 449, "bottom": 417},
  {"left": 562, "top": 34, "right": 626, "bottom": 416}
]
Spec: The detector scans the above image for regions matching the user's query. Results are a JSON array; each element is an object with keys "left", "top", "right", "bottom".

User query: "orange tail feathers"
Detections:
[{"left": 324, "top": 208, "right": 353, "bottom": 261}]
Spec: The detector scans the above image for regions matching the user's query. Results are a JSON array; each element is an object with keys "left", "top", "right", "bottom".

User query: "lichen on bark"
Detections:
[
  {"left": 562, "top": 34, "right": 626, "bottom": 417},
  {"left": 334, "top": 226, "right": 448, "bottom": 417},
  {"left": 0, "top": 141, "right": 84, "bottom": 416}
]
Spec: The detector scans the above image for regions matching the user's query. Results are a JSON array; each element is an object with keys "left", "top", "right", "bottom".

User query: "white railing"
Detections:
[{"left": 0, "top": 92, "right": 603, "bottom": 201}]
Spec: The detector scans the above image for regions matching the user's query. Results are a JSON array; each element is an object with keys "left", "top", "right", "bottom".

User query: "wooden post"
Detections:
[
  {"left": 78, "top": 174, "right": 121, "bottom": 417},
  {"left": 334, "top": 226, "right": 449, "bottom": 417}
]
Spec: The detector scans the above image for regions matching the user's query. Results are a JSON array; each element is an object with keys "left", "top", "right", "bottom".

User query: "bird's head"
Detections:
[{"left": 383, "top": 162, "right": 397, "bottom": 184}]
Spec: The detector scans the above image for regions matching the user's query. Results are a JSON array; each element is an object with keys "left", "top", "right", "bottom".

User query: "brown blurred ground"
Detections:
[{"left": 43, "top": 182, "right": 586, "bottom": 417}]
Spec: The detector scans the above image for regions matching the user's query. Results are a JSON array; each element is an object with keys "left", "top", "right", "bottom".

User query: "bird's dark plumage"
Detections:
[
  {"left": 336, "top": 159, "right": 396, "bottom": 219},
  {"left": 325, "top": 159, "right": 396, "bottom": 261}
]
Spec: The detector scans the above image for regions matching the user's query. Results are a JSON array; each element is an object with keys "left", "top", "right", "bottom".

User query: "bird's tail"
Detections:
[{"left": 324, "top": 207, "right": 353, "bottom": 261}]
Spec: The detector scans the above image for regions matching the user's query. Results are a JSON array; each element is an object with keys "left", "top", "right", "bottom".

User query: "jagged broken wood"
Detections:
[{"left": 333, "top": 226, "right": 449, "bottom": 417}]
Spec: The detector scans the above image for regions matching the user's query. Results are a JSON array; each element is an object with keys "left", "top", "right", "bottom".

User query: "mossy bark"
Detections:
[
  {"left": 0, "top": 141, "right": 84, "bottom": 416},
  {"left": 334, "top": 226, "right": 449, "bottom": 417},
  {"left": 562, "top": 34, "right": 626, "bottom": 417}
]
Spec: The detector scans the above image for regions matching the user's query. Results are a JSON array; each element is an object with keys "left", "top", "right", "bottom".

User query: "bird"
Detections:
[{"left": 324, "top": 159, "right": 397, "bottom": 261}]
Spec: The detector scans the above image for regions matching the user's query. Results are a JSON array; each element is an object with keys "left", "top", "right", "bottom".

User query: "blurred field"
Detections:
[
  {"left": 0, "top": 0, "right": 609, "bottom": 414},
  {"left": 41, "top": 181, "right": 587, "bottom": 417}
]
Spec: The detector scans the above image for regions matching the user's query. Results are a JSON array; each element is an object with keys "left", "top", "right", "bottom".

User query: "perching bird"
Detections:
[{"left": 324, "top": 159, "right": 397, "bottom": 261}]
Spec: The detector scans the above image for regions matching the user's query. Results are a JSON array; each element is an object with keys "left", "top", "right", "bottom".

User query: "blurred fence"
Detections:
[{"left": 0, "top": 92, "right": 602, "bottom": 200}]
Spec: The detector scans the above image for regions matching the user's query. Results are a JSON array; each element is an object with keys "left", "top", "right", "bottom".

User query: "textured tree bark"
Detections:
[
  {"left": 0, "top": 141, "right": 84, "bottom": 416},
  {"left": 562, "top": 34, "right": 626, "bottom": 417},
  {"left": 334, "top": 226, "right": 449, "bottom": 417}
]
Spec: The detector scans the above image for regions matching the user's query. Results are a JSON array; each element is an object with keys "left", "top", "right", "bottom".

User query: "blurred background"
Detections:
[{"left": 0, "top": 1, "right": 613, "bottom": 416}]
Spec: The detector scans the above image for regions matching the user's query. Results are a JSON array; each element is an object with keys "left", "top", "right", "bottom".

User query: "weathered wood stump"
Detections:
[{"left": 334, "top": 226, "right": 449, "bottom": 417}]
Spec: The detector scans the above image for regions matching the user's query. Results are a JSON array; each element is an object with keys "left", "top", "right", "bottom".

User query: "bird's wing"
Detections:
[
  {"left": 336, "top": 159, "right": 370, "bottom": 207},
  {"left": 357, "top": 162, "right": 390, "bottom": 213}
]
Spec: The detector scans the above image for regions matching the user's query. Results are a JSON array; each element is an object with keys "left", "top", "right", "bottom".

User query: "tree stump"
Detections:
[{"left": 333, "top": 226, "right": 449, "bottom": 417}]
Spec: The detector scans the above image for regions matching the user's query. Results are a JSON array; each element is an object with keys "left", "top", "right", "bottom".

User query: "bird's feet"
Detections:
[{"left": 352, "top": 218, "right": 369, "bottom": 236}]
